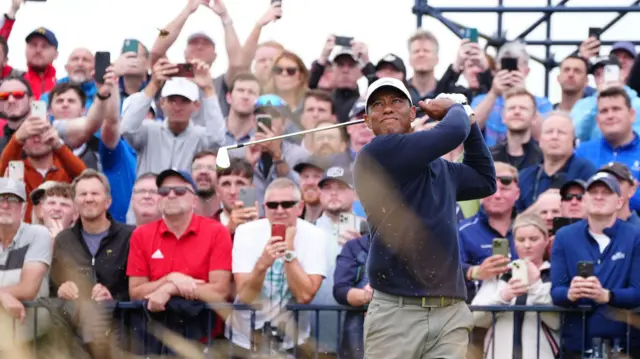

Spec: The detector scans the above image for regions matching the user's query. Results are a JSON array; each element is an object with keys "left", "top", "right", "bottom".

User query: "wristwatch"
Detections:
[
  {"left": 96, "top": 91, "right": 111, "bottom": 100},
  {"left": 284, "top": 250, "right": 297, "bottom": 262}
]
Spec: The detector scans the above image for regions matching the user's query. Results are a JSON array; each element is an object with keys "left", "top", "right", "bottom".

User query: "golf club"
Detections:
[{"left": 216, "top": 119, "right": 366, "bottom": 168}]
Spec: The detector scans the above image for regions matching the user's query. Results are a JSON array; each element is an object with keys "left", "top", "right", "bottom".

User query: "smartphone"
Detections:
[
  {"left": 511, "top": 259, "right": 529, "bottom": 286},
  {"left": 271, "top": 0, "right": 282, "bottom": 19},
  {"left": 238, "top": 187, "right": 257, "bottom": 208},
  {"left": 359, "top": 221, "right": 370, "bottom": 236},
  {"left": 271, "top": 223, "right": 286, "bottom": 241},
  {"left": 552, "top": 217, "right": 581, "bottom": 234},
  {"left": 173, "top": 63, "right": 194, "bottom": 78},
  {"left": 577, "top": 261, "right": 594, "bottom": 278},
  {"left": 588, "top": 27, "right": 602, "bottom": 40},
  {"left": 121, "top": 39, "right": 139, "bottom": 54},
  {"left": 604, "top": 64, "right": 620, "bottom": 83},
  {"left": 501, "top": 57, "right": 518, "bottom": 72},
  {"left": 256, "top": 114, "right": 272, "bottom": 133},
  {"left": 94, "top": 52, "right": 111, "bottom": 84},
  {"left": 465, "top": 28, "right": 479, "bottom": 43},
  {"left": 335, "top": 36, "right": 354, "bottom": 47},
  {"left": 30, "top": 101, "right": 47, "bottom": 120},
  {"left": 7, "top": 161, "right": 24, "bottom": 182},
  {"left": 492, "top": 238, "right": 510, "bottom": 257},
  {"left": 338, "top": 212, "right": 358, "bottom": 233}
]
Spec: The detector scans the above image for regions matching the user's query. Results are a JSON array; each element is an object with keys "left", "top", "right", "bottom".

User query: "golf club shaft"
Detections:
[{"left": 232, "top": 119, "right": 365, "bottom": 149}]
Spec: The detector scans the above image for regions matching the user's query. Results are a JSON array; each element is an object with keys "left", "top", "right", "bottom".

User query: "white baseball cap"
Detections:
[
  {"left": 365, "top": 77, "right": 413, "bottom": 114},
  {"left": 161, "top": 77, "right": 199, "bottom": 102}
]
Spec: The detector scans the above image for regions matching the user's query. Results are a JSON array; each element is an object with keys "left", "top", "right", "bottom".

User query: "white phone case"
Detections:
[
  {"left": 604, "top": 64, "right": 620, "bottom": 83},
  {"left": 511, "top": 259, "right": 529, "bottom": 286},
  {"left": 30, "top": 101, "right": 47, "bottom": 120},
  {"left": 7, "top": 161, "right": 24, "bottom": 182}
]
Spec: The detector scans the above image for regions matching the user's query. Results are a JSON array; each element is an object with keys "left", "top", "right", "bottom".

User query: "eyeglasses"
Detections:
[
  {"left": 157, "top": 186, "right": 193, "bottom": 197},
  {"left": 133, "top": 188, "right": 158, "bottom": 196},
  {"left": 0, "top": 195, "right": 22, "bottom": 204},
  {"left": 562, "top": 193, "right": 583, "bottom": 202},
  {"left": 192, "top": 164, "right": 216, "bottom": 172},
  {"left": 255, "top": 94, "right": 288, "bottom": 109},
  {"left": 0, "top": 90, "right": 26, "bottom": 101},
  {"left": 265, "top": 201, "right": 298, "bottom": 210},
  {"left": 498, "top": 176, "right": 516, "bottom": 186},
  {"left": 272, "top": 66, "right": 298, "bottom": 76}
]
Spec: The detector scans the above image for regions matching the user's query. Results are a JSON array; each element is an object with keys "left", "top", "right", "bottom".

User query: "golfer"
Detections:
[{"left": 353, "top": 78, "right": 496, "bottom": 359}]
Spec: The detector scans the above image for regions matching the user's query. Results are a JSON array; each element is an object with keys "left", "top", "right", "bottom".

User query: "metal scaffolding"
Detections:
[{"left": 412, "top": 0, "right": 640, "bottom": 96}]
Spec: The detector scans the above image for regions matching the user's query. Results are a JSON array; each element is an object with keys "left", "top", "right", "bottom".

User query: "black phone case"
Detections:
[
  {"left": 335, "top": 36, "right": 353, "bottom": 47},
  {"left": 94, "top": 52, "right": 111, "bottom": 84},
  {"left": 577, "top": 261, "right": 594, "bottom": 278}
]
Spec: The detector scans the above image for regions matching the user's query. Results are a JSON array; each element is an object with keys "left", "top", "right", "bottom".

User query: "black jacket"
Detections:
[
  {"left": 51, "top": 215, "right": 135, "bottom": 301},
  {"left": 490, "top": 139, "right": 543, "bottom": 170}
]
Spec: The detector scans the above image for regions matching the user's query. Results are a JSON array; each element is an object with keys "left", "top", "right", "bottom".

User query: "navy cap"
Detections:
[
  {"left": 590, "top": 55, "right": 620, "bottom": 74},
  {"left": 586, "top": 172, "right": 621, "bottom": 196},
  {"left": 25, "top": 27, "right": 58, "bottom": 49},
  {"left": 611, "top": 41, "right": 637, "bottom": 58},
  {"left": 156, "top": 169, "right": 197, "bottom": 191},
  {"left": 318, "top": 166, "right": 354, "bottom": 189},
  {"left": 349, "top": 98, "right": 366, "bottom": 119},
  {"left": 599, "top": 161, "right": 635, "bottom": 184},
  {"left": 375, "top": 53, "right": 407, "bottom": 75},
  {"left": 560, "top": 179, "right": 586, "bottom": 198}
]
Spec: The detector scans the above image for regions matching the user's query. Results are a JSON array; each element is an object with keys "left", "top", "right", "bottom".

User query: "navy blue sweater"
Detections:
[
  {"left": 551, "top": 219, "right": 640, "bottom": 351},
  {"left": 353, "top": 105, "right": 496, "bottom": 299}
]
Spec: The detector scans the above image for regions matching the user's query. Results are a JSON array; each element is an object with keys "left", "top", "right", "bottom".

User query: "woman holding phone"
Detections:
[{"left": 471, "top": 213, "right": 560, "bottom": 359}]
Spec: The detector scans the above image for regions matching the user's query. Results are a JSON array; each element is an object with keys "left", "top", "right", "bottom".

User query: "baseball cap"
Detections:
[
  {"left": 375, "top": 53, "right": 407, "bottom": 75},
  {"left": 187, "top": 32, "right": 215, "bottom": 46},
  {"left": 156, "top": 169, "right": 197, "bottom": 192},
  {"left": 599, "top": 162, "right": 635, "bottom": 184},
  {"left": 590, "top": 55, "right": 620, "bottom": 74},
  {"left": 0, "top": 178, "right": 26, "bottom": 202},
  {"left": 586, "top": 172, "right": 621, "bottom": 196},
  {"left": 30, "top": 181, "right": 61, "bottom": 206},
  {"left": 318, "top": 166, "right": 354, "bottom": 189},
  {"left": 348, "top": 98, "right": 366, "bottom": 119},
  {"left": 365, "top": 77, "right": 413, "bottom": 114},
  {"left": 330, "top": 47, "right": 358, "bottom": 63},
  {"left": 559, "top": 179, "right": 587, "bottom": 198},
  {"left": 25, "top": 27, "right": 58, "bottom": 49},
  {"left": 160, "top": 77, "right": 199, "bottom": 101},
  {"left": 611, "top": 41, "right": 636, "bottom": 58},
  {"left": 293, "top": 156, "right": 330, "bottom": 174}
]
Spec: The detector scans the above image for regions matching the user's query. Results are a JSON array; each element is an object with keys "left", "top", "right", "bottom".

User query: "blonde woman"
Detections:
[
  {"left": 263, "top": 50, "right": 310, "bottom": 123},
  {"left": 472, "top": 213, "right": 560, "bottom": 359}
]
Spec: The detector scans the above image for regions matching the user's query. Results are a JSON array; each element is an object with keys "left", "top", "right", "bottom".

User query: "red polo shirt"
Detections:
[{"left": 126, "top": 214, "right": 232, "bottom": 281}]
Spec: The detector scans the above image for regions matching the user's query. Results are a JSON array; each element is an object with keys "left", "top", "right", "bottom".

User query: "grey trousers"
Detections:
[{"left": 363, "top": 291, "right": 475, "bottom": 359}]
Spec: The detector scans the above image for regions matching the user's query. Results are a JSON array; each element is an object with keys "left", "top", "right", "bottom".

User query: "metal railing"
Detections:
[
  {"left": 411, "top": 0, "right": 640, "bottom": 97},
  {"left": 4, "top": 301, "right": 639, "bottom": 359}
]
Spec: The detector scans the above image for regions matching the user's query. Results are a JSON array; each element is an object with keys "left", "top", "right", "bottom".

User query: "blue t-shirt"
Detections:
[{"left": 99, "top": 139, "right": 137, "bottom": 223}]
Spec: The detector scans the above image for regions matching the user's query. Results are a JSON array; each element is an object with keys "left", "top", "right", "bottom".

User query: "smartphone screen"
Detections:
[
  {"left": 588, "top": 27, "right": 602, "bottom": 40},
  {"left": 492, "top": 238, "right": 510, "bottom": 257},
  {"left": 501, "top": 57, "right": 518, "bottom": 71},
  {"left": 577, "top": 261, "right": 594, "bottom": 278},
  {"left": 94, "top": 52, "right": 111, "bottom": 84},
  {"left": 122, "top": 39, "right": 139, "bottom": 54},
  {"left": 173, "top": 63, "right": 194, "bottom": 78},
  {"left": 256, "top": 115, "right": 272, "bottom": 133},
  {"left": 335, "top": 36, "right": 354, "bottom": 47},
  {"left": 271, "top": 224, "right": 286, "bottom": 241},
  {"left": 238, "top": 187, "right": 257, "bottom": 208}
]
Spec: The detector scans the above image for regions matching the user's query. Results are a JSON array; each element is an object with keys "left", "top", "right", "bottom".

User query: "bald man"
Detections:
[
  {"left": 41, "top": 48, "right": 97, "bottom": 112},
  {"left": 517, "top": 111, "right": 596, "bottom": 210}
]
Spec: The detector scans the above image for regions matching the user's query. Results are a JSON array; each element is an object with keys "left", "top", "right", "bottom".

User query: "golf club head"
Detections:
[{"left": 216, "top": 147, "right": 231, "bottom": 169}]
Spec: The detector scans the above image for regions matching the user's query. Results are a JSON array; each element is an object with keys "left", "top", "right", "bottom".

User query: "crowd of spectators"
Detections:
[{"left": 0, "top": 0, "right": 639, "bottom": 358}]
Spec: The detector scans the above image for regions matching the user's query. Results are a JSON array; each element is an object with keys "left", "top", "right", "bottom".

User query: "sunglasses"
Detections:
[
  {"left": 265, "top": 201, "right": 298, "bottom": 210},
  {"left": 255, "top": 94, "right": 288, "bottom": 109},
  {"left": 562, "top": 193, "right": 583, "bottom": 202},
  {"left": 0, "top": 90, "right": 26, "bottom": 101},
  {"left": 272, "top": 66, "right": 298, "bottom": 76},
  {"left": 157, "top": 186, "right": 193, "bottom": 197},
  {"left": 497, "top": 176, "right": 516, "bottom": 186}
]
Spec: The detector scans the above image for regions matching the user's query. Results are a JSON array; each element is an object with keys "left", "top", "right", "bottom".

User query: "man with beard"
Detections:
[
  {"left": 0, "top": 76, "right": 34, "bottom": 153},
  {"left": 41, "top": 48, "right": 96, "bottom": 111},
  {"left": 215, "top": 158, "right": 258, "bottom": 233},
  {"left": 310, "top": 120, "right": 347, "bottom": 156},
  {"left": 191, "top": 150, "right": 221, "bottom": 217},
  {"left": 223, "top": 73, "right": 260, "bottom": 154},
  {"left": 130, "top": 173, "right": 161, "bottom": 226},
  {"left": 24, "top": 27, "right": 58, "bottom": 100},
  {"left": 293, "top": 156, "right": 328, "bottom": 223},
  {"left": 0, "top": 115, "right": 86, "bottom": 222},
  {"left": 51, "top": 170, "right": 135, "bottom": 358}
]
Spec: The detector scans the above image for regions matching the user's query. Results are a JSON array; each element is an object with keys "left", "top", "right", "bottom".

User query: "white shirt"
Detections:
[
  {"left": 589, "top": 230, "right": 611, "bottom": 253},
  {"left": 226, "top": 218, "right": 329, "bottom": 350}
]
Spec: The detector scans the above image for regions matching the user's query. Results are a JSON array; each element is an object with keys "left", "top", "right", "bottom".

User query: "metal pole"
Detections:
[{"left": 544, "top": 0, "right": 553, "bottom": 97}]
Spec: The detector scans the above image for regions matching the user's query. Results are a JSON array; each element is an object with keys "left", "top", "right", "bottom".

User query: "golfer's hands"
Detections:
[{"left": 473, "top": 255, "right": 510, "bottom": 280}]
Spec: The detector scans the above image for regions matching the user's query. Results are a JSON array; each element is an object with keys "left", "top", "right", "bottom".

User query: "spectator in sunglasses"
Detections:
[
  {"left": 560, "top": 179, "right": 586, "bottom": 219},
  {"left": 264, "top": 51, "right": 309, "bottom": 124},
  {"left": 0, "top": 76, "right": 34, "bottom": 154},
  {"left": 598, "top": 162, "right": 640, "bottom": 226}
]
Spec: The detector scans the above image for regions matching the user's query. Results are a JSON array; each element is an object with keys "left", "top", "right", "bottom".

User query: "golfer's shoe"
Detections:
[{"left": 435, "top": 93, "right": 475, "bottom": 117}]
